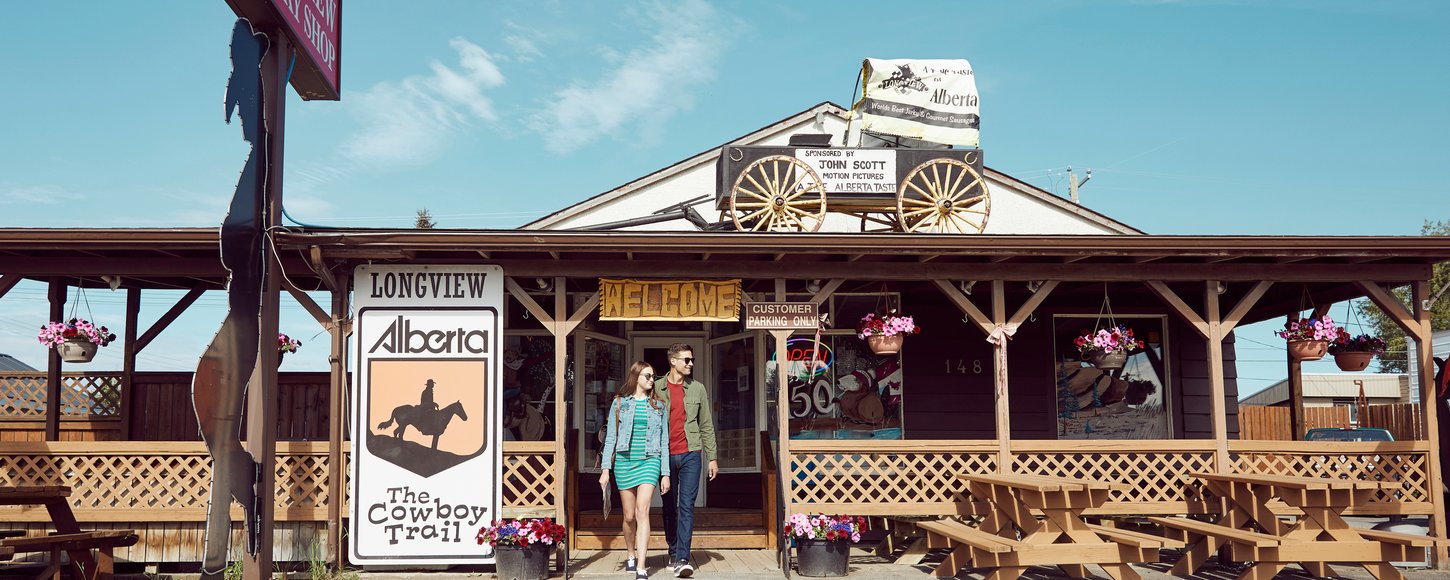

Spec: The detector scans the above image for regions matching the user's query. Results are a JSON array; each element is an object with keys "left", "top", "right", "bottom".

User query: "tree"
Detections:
[
  {"left": 415, "top": 208, "right": 436, "bottom": 229},
  {"left": 1356, "top": 220, "right": 1450, "bottom": 373}
]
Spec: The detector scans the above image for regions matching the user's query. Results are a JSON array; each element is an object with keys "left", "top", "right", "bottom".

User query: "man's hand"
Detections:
[
  {"left": 708, "top": 460, "right": 719, "bottom": 480},
  {"left": 660, "top": 475, "right": 671, "bottom": 495}
]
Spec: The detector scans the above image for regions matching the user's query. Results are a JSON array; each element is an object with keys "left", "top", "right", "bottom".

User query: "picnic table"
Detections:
[
  {"left": 0, "top": 485, "right": 137, "bottom": 580},
  {"left": 1151, "top": 472, "right": 1447, "bottom": 580},
  {"left": 917, "top": 473, "right": 1178, "bottom": 580}
]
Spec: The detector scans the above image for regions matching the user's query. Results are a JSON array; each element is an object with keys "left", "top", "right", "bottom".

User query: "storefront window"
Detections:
[
  {"left": 711, "top": 334, "right": 757, "bottom": 470},
  {"left": 579, "top": 333, "right": 627, "bottom": 471},
  {"left": 767, "top": 329, "right": 905, "bottom": 441},
  {"left": 502, "top": 333, "right": 568, "bottom": 442},
  {"left": 1052, "top": 315, "right": 1170, "bottom": 439}
]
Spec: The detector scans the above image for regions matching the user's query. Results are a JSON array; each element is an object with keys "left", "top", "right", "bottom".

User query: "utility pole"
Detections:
[{"left": 1067, "top": 166, "right": 1092, "bottom": 204}]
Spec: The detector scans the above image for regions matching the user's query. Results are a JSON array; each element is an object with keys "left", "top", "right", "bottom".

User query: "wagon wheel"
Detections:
[
  {"left": 896, "top": 158, "right": 990, "bottom": 233},
  {"left": 729, "top": 155, "right": 828, "bottom": 232}
]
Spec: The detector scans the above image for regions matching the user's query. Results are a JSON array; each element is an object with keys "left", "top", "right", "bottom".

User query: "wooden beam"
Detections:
[
  {"left": 308, "top": 246, "right": 337, "bottom": 293},
  {"left": 1288, "top": 310, "right": 1306, "bottom": 441},
  {"left": 0, "top": 273, "right": 20, "bottom": 299},
  {"left": 991, "top": 280, "right": 1011, "bottom": 473},
  {"left": 1145, "top": 281, "right": 1210, "bottom": 339},
  {"left": 550, "top": 276, "right": 568, "bottom": 569},
  {"left": 1355, "top": 281, "right": 1421, "bottom": 340},
  {"left": 327, "top": 270, "right": 350, "bottom": 568},
  {"left": 282, "top": 279, "right": 332, "bottom": 330},
  {"left": 808, "top": 279, "right": 846, "bottom": 307},
  {"left": 1007, "top": 281, "right": 1059, "bottom": 327},
  {"left": 931, "top": 279, "right": 992, "bottom": 336},
  {"left": 135, "top": 288, "right": 205, "bottom": 353},
  {"left": 504, "top": 277, "right": 556, "bottom": 326},
  {"left": 558, "top": 291, "right": 600, "bottom": 337},
  {"left": 1221, "top": 281, "right": 1273, "bottom": 335},
  {"left": 476, "top": 250, "right": 490, "bottom": 259},
  {"left": 46, "top": 280, "right": 64, "bottom": 441},
  {"left": 1414, "top": 280, "right": 1449, "bottom": 568},
  {"left": 120, "top": 289, "right": 140, "bottom": 440},
  {"left": 1205, "top": 281, "right": 1228, "bottom": 473},
  {"left": 414, "top": 259, "right": 1431, "bottom": 282}
]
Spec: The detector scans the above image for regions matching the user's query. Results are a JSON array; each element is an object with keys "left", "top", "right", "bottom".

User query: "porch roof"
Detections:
[{"left": 1, "top": 227, "right": 1446, "bottom": 324}]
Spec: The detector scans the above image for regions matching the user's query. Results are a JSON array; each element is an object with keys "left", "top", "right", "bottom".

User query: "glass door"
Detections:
[
  {"left": 577, "top": 331, "right": 629, "bottom": 472},
  {"left": 707, "top": 332, "right": 759, "bottom": 472},
  {"left": 633, "top": 336, "right": 707, "bottom": 507}
]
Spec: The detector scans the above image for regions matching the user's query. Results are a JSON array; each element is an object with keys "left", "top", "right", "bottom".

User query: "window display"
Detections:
[
  {"left": 579, "top": 334, "right": 626, "bottom": 471},
  {"left": 1053, "top": 315, "right": 1170, "bottom": 439}
]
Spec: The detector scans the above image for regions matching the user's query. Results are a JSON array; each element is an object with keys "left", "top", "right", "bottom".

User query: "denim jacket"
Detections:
[{"left": 600, "top": 396, "right": 671, "bottom": 478}]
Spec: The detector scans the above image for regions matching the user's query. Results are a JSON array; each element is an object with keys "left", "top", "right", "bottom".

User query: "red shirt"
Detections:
[{"left": 668, "top": 381, "right": 689, "bottom": 455}]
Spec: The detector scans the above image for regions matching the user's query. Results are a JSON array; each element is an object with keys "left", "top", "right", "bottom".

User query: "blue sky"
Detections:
[{"left": 1, "top": 1, "right": 1446, "bottom": 395}]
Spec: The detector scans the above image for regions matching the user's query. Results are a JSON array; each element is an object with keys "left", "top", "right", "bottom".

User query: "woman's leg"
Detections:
[
  {"left": 619, "top": 486, "right": 638, "bottom": 557},
  {"left": 632, "top": 483, "right": 656, "bottom": 569}
]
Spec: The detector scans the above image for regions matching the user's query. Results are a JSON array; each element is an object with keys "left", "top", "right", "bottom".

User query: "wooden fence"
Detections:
[{"left": 1237, "top": 403, "right": 1425, "bottom": 441}]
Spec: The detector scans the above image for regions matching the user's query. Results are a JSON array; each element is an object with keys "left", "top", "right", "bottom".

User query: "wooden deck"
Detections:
[{"left": 567, "top": 548, "right": 780, "bottom": 575}]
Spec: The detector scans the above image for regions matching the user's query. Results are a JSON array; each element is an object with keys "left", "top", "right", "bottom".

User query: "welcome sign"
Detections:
[
  {"left": 351, "top": 265, "right": 503, "bottom": 564},
  {"left": 598, "top": 278, "right": 741, "bottom": 321}
]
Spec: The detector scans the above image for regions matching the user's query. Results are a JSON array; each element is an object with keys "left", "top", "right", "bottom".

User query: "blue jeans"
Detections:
[{"left": 663, "top": 451, "right": 702, "bottom": 562}]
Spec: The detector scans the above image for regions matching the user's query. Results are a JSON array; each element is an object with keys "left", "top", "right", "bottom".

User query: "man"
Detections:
[{"left": 656, "top": 343, "right": 717, "bottom": 578}]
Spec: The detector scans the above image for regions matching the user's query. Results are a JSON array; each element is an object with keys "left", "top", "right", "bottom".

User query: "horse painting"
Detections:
[{"left": 377, "top": 400, "right": 469, "bottom": 450}]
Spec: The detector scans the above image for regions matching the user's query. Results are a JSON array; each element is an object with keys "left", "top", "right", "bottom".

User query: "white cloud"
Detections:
[
  {"left": 0, "top": 183, "right": 85, "bottom": 205},
  {"left": 528, "top": 0, "right": 733, "bottom": 154},
  {"left": 341, "top": 38, "right": 505, "bottom": 167},
  {"left": 502, "top": 21, "right": 545, "bottom": 62}
]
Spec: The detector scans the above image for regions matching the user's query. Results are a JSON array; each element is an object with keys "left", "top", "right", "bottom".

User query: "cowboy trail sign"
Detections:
[{"left": 351, "top": 264, "right": 503, "bottom": 564}]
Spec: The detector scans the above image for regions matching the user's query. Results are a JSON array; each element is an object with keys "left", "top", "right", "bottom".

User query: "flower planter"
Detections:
[
  {"left": 796, "top": 538, "right": 849, "bottom": 577},
  {"left": 494, "top": 543, "right": 551, "bottom": 580},
  {"left": 1288, "top": 339, "right": 1328, "bottom": 361},
  {"left": 56, "top": 338, "right": 98, "bottom": 363},
  {"left": 1087, "top": 350, "right": 1127, "bottom": 370},
  {"left": 866, "top": 334, "right": 903, "bottom": 355},
  {"left": 1334, "top": 351, "right": 1374, "bottom": 372}
]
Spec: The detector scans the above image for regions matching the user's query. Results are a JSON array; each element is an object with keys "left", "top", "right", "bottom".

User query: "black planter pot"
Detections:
[
  {"left": 495, "top": 542, "right": 551, "bottom": 580},
  {"left": 795, "top": 538, "right": 850, "bottom": 577}
]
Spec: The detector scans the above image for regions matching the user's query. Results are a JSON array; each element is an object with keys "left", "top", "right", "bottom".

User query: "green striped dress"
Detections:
[{"left": 613, "top": 399, "right": 661, "bottom": 491}]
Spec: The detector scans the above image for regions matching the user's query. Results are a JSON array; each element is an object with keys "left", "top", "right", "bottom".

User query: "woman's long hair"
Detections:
[{"left": 615, "top": 360, "right": 663, "bottom": 427}]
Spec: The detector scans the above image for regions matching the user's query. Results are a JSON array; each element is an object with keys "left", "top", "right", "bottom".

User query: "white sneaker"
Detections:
[
  {"left": 675, "top": 560, "right": 694, "bottom": 578},
  {"left": 625, "top": 557, "right": 637, "bottom": 572}
]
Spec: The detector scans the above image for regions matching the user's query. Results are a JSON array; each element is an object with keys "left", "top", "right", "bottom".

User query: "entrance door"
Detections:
[{"left": 633, "top": 336, "right": 708, "bottom": 508}]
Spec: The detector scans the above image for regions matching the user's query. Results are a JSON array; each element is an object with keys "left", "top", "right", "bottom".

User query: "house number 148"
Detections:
[{"left": 944, "top": 359, "right": 983, "bottom": 374}]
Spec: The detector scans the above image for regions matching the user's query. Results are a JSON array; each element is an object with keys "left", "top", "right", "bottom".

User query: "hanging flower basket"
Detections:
[
  {"left": 866, "top": 334, "right": 904, "bottom": 355},
  {"left": 857, "top": 311, "right": 920, "bottom": 356},
  {"left": 56, "top": 337, "right": 99, "bottom": 363},
  {"left": 1087, "top": 350, "right": 1128, "bottom": 370},
  {"left": 38, "top": 318, "right": 117, "bottom": 365},
  {"left": 277, "top": 333, "right": 301, "bottom": 369},
  {"left": 1287, "top": 339, "right": 1328, "bottom": 361},
  {"left": 1333, "top": 351, "right": 1373, "bottom": 372},
  {"left": 1327, "top": 329, "right": 1384, "bottom": 372}
]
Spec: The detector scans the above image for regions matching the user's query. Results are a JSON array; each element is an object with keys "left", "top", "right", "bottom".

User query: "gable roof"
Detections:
[{"left": 522, "top": 101, "right": 1143, "bottom": 234}]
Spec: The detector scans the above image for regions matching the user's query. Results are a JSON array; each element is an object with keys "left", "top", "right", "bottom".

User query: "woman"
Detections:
[{"left": 600, "top": 361, "right": 671, "bottom": 579}]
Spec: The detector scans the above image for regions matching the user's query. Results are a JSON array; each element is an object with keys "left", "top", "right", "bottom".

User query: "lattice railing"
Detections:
[
  {"left": 0, "top": 441, "right": 558, "bottom": 522},
  {"left": 1013, "top": 441, "right": 1217, "bottom": 510},
  {"left": 788, "top": 441, "right": 997, "bottom": 515},
  {"left": 0, "top": 372, "right": 123, "bottom": 418},
  {"left": 1229, "top": 440, "right": 1433, "bottom": 509}
]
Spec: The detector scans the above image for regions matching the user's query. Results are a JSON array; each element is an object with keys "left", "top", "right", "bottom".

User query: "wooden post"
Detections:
[
  {"left": 1205, "top": 281, "right": 1229, "bottom": 473},
  {"left": 552, "top": 277, "right": 567, "bottom": 541},
  {"left": 1287, "top": 323, "right": 1306, "bottom": 440},
  {"left": 1414, "top": 281, "right": 1448, "bottom": 568},
  {"left": 243, "top": 28, "right": 288, "bottom": 580},
  {"left": 327, "top": 270, "right": 349, "bottom": 567},
  {"left": 991, "top": 280, "right": 1011, "bottom": 473},
  {"left": 772, "top": 279, "right": 792, "bottom": 572},
  {"left": 45, "top": 279, "right": 64, "bottom": 441},
  {"left": 121, "top": 288, "right": 140, "bottom": 440}
]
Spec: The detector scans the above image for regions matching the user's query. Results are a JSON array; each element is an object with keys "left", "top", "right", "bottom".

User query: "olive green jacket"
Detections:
[{"left": 655, "top": 376, "right": 717, "bottom": 462}]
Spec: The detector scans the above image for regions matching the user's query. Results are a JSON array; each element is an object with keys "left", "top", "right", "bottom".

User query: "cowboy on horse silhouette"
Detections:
[{"left": 377, "top": 378, "right": 468, "bottom": 450}]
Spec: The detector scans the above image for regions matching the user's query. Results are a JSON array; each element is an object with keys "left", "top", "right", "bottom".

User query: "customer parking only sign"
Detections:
[{"left": 351, "top": 264, "right": 503, "bottom": 564}]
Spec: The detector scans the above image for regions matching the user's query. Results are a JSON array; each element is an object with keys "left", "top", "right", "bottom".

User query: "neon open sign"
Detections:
[{"left": 770, "top": 338, "right": 834, "bottom": 379}]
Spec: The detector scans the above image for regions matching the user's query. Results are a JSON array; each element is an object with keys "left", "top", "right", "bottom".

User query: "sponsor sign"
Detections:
[
  {"left": 598, "top": 279, "right": 741, "bottom": 321},
  {"left": 226, "top": 0, "right": 341, "bottom": 100},
  {"left": 351, "top": 265, "right": 502, "bottom": 564},
  {"left": 853, "top": 58, "right": 979, "bottom": 147},
  {"left": 744, "top": 302, "right": 820, "bottom": 330},
  {"left": 795, "top": 149, "right": 897, "bottom": 194}
]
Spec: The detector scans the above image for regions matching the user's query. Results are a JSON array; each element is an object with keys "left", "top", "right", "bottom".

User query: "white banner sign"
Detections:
[
  {"left": 350, "top": 264, "right": 503, "bottom": 565},
  {"left": 795, "top": 148, "right": 897, "bottom": 194},
  {"left": 853, "top": 58, "right": 980, "bottom": 147}
]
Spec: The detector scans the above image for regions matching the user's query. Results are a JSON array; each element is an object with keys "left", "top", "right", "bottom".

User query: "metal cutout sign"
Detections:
[{"left": 351, "top": 265, "right": 502, "bottom": 564}]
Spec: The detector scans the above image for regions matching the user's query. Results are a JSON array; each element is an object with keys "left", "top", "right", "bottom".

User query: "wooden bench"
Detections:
[
  {"left": 1148, "top": 516, "right": 1280, "bottom": 549},
  {"left": 1, "top": 530, "right": 138, "bottom": 580},
  {"left": 915, "top": 518, "right": 1020, "bottom": 554},
  {"left": 1087, "top": 523, "right": 1186, "bottom": 550}
]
